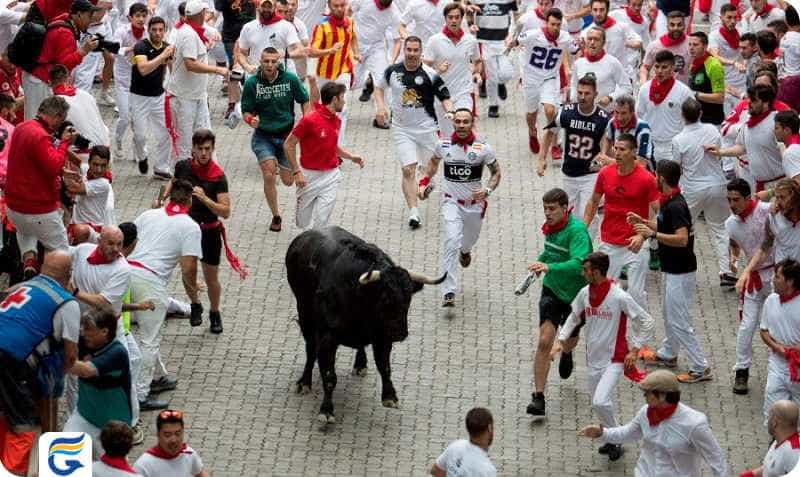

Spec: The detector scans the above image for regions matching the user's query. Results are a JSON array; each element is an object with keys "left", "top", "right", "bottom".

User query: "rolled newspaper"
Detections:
[{"left": 515, "top": 271, "right": 537, "bottom": 295}]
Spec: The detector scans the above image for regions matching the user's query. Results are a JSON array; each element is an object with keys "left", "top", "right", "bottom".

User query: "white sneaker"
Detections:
[
  {"left": 223, "top": 109, "right": 241, "bottom": 129},
  {"left": 408, "top": 207, "right": 421, "bottom": 229},
  {"left": 132, "top": 421, "right": 144, "bottom": 446},
  {"left": 99, "top": 89, "right": 116, "bottom": 106},
  {"left": 115, "top": 139, "right": 128, "bottom": 161}
]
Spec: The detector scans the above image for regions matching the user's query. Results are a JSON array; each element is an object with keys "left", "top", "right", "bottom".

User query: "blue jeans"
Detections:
[{"left": 251, "top": 129, "right": 290, "bottom": 169}]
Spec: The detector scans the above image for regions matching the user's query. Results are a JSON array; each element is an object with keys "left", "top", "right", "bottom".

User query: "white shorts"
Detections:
[
  {"left": 7, "top": 208, "right": 69, "bottom": 253},
  {"left": 523, "top": 77, "right": 559, "bottom": 113},
  {"left": 393, "top": 128, "right": 438, "bottom": 167}
]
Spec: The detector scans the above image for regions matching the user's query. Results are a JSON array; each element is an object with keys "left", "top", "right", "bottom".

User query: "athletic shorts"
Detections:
[
  {"left": 523, "top": 77, "right": 559, "bottom": 113},
  {"left": 200, "top": 226, "right": 222, "bottom": 266},
  {"left": 538, "top": 285, "right": 580, "bottom": 335},
  {"left": 394, "top": 128, "right": 438, "bottom": 167},
  {"left": 251, "top": 129, "right": 291, "bottom": 169}
]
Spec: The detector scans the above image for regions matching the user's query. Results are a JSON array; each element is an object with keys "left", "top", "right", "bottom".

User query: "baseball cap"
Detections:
[
  {"left": 70, "top": 0, "right": 103, "bottom": 13},
  {"left": 639, "top": 370, "right": 679, "bottom": 393},
  {"left": 184, "top": 0, "right": 208, "bottom": 16}
]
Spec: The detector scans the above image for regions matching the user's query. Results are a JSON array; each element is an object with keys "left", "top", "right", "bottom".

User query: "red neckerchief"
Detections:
[
  {"left": 757, "top": 2, "right": 774, "bottom": 17},
  {"left": 660, "top": 32, "right": 686, "bottom": 47},
  {"left": 762, "top": 48, "right": 780, "bottom": 60},
  {"left": 535, "top": 7, "right": 545, "bottom": 20},
  {"left": 542, "top": 26, "right": 559, "bottom": 46},
  {"left": 719, "top": 26, "right": 740, "bottom": 49},
  {"left": 596, "top": 16, "right": 616, "bottom": 28},
  {"left": 327, "top": 14, "right": 349, "bottom": 29},
  {"left": 87, "top": 170, "right": 113, "bottom": 183},
  {"left": 428, "top": 0, "right": 438, "bottom": 5},
  {"left": 164, "top": 201, "right": 190, "bottom": 216},
  {"left": 99, "top": 455, "right": 137, "bottom": 474},
  {"left": 647, "top": 403, "right": 678, "bottom": 426},
  {"left": 373, "top": 0, "right": 389, "bottom": 10},
  {"left": 442, "top": 25, "right": 464, "bottom": 42},
  {"left": 613, "top": 113, "right": 636, "bottom": 131},
  {"left": 778, "top": 433, "right": 800, "bottom": 449},
  {"left": 737, "top": 199, "right": 757, "bottom": 220},
  {"left": 52, "top": 84, "right": 76, "bottom": 96},
  {"left": 624, "top": 366, "right": 648, "bottom": 382},
  {"left": 87, "top": 246, "right": 119, "bottom": 265},
  {"left": 786, "top": 134, "right": 800, "bottom": 147},
  {"left": 584, "top": 49, "right": 606, "bottom": 62},
  {"left": 649, "top": 76, "right": 675, "bottom": 105},
  {"left": 190, "top": 158, "right": 225, "bottom": 182},
  {"left": 659, "top": 186, "right": 681, "bottom": 206},
  {"left": 259, "top": 12, "right": 284, "bottom": 25},
  {"left": 176, "top": 19, "right": 208, "bottom": 44},
  {"left": 747, "top": 109, "right": 771, "bottom": 128},
  {"left": 625, "top": 6, "right": 644, "bottom": 24},
  {"left": 145, "top": 443, "right": 190, "bottom": 460},
  {"left": 131, "top": 24, "right": 144, "bottom": 39},
  {"left": 690, "top": 52, "right": 710, "bottom": 74},
  {"left": 541, "top": 212, "right": 570, "bottom": 235},
  {"left": 780, "top": 289, "right": 800, "bottom": 304},
  {"left": 451, "top": 131, "right": 475, "bottom": 151},
  {"left": 588, "top": 278, "right": 613, "bottom": 307}
]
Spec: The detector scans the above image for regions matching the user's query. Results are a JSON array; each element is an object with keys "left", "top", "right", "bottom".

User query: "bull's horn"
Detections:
[
  {"left": 359, "top": 270, "right": 381, "bottom": 285},
  {"left": 408, "top": 271, "right": 447, "bottom": 285}
]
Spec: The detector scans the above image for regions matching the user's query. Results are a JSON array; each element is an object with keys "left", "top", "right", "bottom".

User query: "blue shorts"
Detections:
[{"left": 252, "top": 129, "right": 290, "bottom": 169}]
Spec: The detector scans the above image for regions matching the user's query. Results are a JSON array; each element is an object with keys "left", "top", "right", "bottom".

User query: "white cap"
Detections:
[{"left": 184, "top": 0, "right": 208, "bottom": 16}]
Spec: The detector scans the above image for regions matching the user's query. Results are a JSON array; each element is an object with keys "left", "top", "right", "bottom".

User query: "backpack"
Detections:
[{"left": 7, "top": 20, "right": 72, "bottom": 73}]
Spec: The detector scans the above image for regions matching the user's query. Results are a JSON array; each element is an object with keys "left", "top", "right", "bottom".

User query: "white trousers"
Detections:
[
  {"left": 170, "top": 96, "right": 211, "bottom": 159},
  {"left": 440, "top": 198, "right": 485, "bottom": 297},
  {"left": 353, "top": 43, "right": 389, "bottom": 91},
  {"left": 130, "top": 269, "right": 169, "bottom": 401},
  {"left": 21, "top": 72, "right": 50, "bottom": 120},
  {"left": 295, "top": 168, "right": 342, "bottom": 229},
  {"left": 63, "top": 412, "right": 103, "bottom": 460},
  {"left": 657, "top": 271, "right": 708, "bottom": 373},
  {"left": 652, "top": 139, "right": 673, "bottom": 164},
  {"left": 114, "top": 82, "right": 131, "bottom": 145},
  {"left": 73, "top": 52, "right": 102, "bottom": 92},
  {"left": 587, "top": 363, "right": 623, "bottom": 429},
  {"left": 130, "top": 93, "right": 172, "bottom": 174},
  {"left": 562, "top": 173, "right": 598, "bottom": 238},
  {"left": 481, "top": 42, "right": 506, "bottom": 107},
  {"left": 598, "top": 241, "right": 649, "bottom": 309},
  {"left": 316, "top": 73, "right": 351, "bottom": 146},
  {"left": 736, "top": 283, "right": 770, "bottom": 370},
  {"left": 684, "top": 185, "right": 731, "bottom": 275},
  {"left": 7, "top": 208, "right": 68, "bottom": 254},
  {"left": 764, "top": 357, "right": 800, "bottom": 422}
]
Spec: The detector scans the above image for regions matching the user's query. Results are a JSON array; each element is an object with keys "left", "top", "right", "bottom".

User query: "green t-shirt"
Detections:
[
  {"left": 77, "top": 340, "right": 132, "bottom": 428},
  {"left": 689, "top": 56, "right": 725, "bottom": 125},
  {"left": 240, "top": 66, "right": 309, "bottom": 135},
  {"left": 536, "top": 215, "right": 593, "bottom": 304}
]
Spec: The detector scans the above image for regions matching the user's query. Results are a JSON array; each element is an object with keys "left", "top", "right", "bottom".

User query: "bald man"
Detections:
[
  {"left": 742, "top": 400, "right": 800, "bottom": 477},
  {"left": 0, "top": 250, "right": 80, "bottom": 474}
]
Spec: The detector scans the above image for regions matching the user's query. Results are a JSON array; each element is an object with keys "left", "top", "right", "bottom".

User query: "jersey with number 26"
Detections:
[{"left": 519, "top": 28, "right": 573, "bottom": 83}]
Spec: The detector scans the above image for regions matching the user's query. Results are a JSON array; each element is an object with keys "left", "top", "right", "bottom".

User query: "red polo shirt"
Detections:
[
  {"left": 290, "top": 103, "right": 341, "bottom": 171},
  {"left": 31, "top": 16, "right": 82, "bottom": 82},
  {"left": 5, "top": 117, "right": 70, "bottom": 214}
]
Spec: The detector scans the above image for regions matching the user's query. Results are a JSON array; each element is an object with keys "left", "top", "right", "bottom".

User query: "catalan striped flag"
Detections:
[{"left": 311, "top": 15, "right": 356, "bottom": 80}]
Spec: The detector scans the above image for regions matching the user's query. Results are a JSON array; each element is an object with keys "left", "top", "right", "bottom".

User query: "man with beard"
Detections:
[
  {"left": 580, "top": 0, "right": 641, "bottom": 80},
  {"left": 641, "top": 11, "right": 689, "bottom": 84},
  {"left": 374, "top": 36, "right": 453, "bottom": 229}
]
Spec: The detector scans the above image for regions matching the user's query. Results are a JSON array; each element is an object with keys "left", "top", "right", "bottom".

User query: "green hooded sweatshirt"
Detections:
[
  {"left": 536, "top": 214, "right": 593, "bottom": 304},
  {"left": 240, "top": 65, "right": 309, "bottom": 135}
]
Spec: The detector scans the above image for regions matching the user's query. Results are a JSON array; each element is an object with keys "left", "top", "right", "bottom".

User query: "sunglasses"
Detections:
[{"left": 158, "top": 409, "right": 183, "bottom": 420}]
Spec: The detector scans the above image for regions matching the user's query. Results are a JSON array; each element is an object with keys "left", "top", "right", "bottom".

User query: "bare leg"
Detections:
[
  {"left": 202, "top": 263, "right": 220, "bottom": 312},
  {"left": 533, "top": 321, "right": 557, "bottom": 393},
  {"left": 401, "top": 163, "right": 418, "bottom": 209},
  {"left": 259, "top": 160, "right": 280, "bottom": 217}
]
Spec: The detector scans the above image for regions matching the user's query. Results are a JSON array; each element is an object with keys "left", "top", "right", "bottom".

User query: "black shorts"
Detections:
[
  {"left": 538, "top": 286, "right": 582, "bottom": 337},
  {"left": 0, "top": 353, "right": 39, "bottom": 429},
  {"left": 200, "top": 226, "right": 222, "bottom": 266}
]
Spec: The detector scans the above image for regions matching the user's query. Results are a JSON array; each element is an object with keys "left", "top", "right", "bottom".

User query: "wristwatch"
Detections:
[{"left": 485, "top": 187, "right": 493, "bottom": 197}]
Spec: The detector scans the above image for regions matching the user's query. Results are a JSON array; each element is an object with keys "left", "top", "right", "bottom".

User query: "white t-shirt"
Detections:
[
  {"left": 399, "top": 0, "right": 447, "bottom": 43},
  {"left": 238, "top": 19, "right": 300, "bottom": 70},
  {"left": 516, "top": 9, "right": 546, "bottom": 33},
  {"left": 767, "top": 211, "right": 800, "bottom": 263},
  {"left": 635, "top": 78, "right": 694, "bottom": 142},
  {"left": 741, "top": 6, "right": 785, "bottom": 34},
  {"left": 376, "top": 63, "right": 447, "bottom": 132},
  {"left": 92, "top": 459, "right": 143, "bottom": 477},
  {"left": 763, "top": 435, "right": 800, "bottom": 477},
  {"left": 433, "top": 136, "right": 496, "bottom": 201},
  {"left": 761, "top": 293, "right": 800, "bottom": 370},
  {"left": 0, "top": 0, "right": 25, "bottom": 54},
  {"left": 609, "top": 8, "right": 650, "bottom": 73},
  {"left": 781, "top": 30, "right": 800, "bottom": 77},
  {"left": 570, "top": 52, "right": 630, "bottom": 102},
  {"left": 785, "top": 144, "right": 800, "bottom": 179},
  {"left": 166, "top": 24, "right": 209, "bottom": 100},
  {"left": 72, "top": 164, "right": 115, "bottom": 226},
  {"left": 580, "top": 21, "right": 640, "bottom": 72},
  {"left": 736, "top": 111, "right": 784, "bottom": 182},
  {"left": 554, "top": 0, "right": 590, "bottom": 33},
  {"left": 352, "top": 0, "right": 401, "bottom": 46},
  {"left": 128, "top": 208, "right": 202, "bottom": 284},
  {"left": 424, "top": 33, "right": 480, "bottom": 98},
  {"left": 435, "top": 440, "right": 497, "bottom": 477},
  {"left": 112, "top": 23, "right": 141, "bottom": 88},
  {"left": 672, "top": 122, "right": 727, "bottom": 190},
  {"left": 296, "top": 0, "right": 327, "bottom": 34},
  {"left": 57, "top": 90, "right": 110, "bottom": 147},
  {"left": 519, "top": 27, "right": 573, "bottom": 84},
  {"left": 708, "top": 27, "right": 746, "bottom": 90},
  {"left": 134, "top": 446, "right": 204, "bottom": 477},
  {"left": 725, "top": 201, "right": 774, "bottom": 287},
  {"left": 643, "top": 36, "right": 690, "bottom": 83},
  {"left": 69, "top": 244, "right": 130, "bottom": 315}
]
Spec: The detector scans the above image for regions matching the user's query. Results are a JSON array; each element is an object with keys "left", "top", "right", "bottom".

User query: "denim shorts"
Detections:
[{"left": 251, "top": 129, "right": 290, "bottom": 169}]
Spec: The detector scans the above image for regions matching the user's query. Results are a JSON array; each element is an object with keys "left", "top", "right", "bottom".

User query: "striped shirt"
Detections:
[{"left": 311, "top": 15, "right": 356, "bottom": 80}]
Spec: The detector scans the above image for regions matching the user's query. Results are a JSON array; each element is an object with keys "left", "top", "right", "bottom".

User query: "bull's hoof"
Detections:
[
  {"left": 317, "top": 413, "right": 336, "bottom": 424},
  {"left": 295, "top": 382, "right": 311, "bottom": 394},
  {"left": 381, "top": 399, "right": 399, "bottom": 408},
  {"left": 352, "top": 367, "right": 367, "bottom": 377}
]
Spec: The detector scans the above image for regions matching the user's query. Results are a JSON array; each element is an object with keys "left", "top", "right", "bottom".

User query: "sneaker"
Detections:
[
  {"left": 209, "top": 310, "right": 223, "bottom": 334},
  {"left": 99, "top": 89, "right": 116, "bottom": 106},
  {"left": 459, "top": 251, "right": 472, "bottom": 268},
  {"left": 115, "top": 138, "right": 127, "bottom": 161},
  {"left": 640, "top": 348, "right": 678, "bottom": 368},
  {"left": 190, "top": 302, "right": 203, "bottom": 327},
  {"left": 497, "top": 83, "right": 507, "bottom": 101},
  {"left": 408, "top": 214, "right": 421, "bottom": 229},
  {"left": 526, "top": 392, "right": 545, "bottom": 417},
  {"left": 152, "top": 170, "right": 172, "bottom": 181},
  {"left": 138, "top": 395, "right": 169, "bottom": 411},
  {"left": 720, "top": 273, "right": 737, "bottom": 288},
  {"left": 270, "top": 215, "right": 282, "bottom": 232},
  {"left": 558, "top": 351, "right": 574, "bottom": 379},
  {"left": 677, "top": 367, "right": 713, "bottom": 383},
  {"left": 733, "top": 368, "right": 749, "bottom": 395},
  {"left": 138, "top": 158, "right": 149, "bottom": 175},
  {"left": 150, "top": 375, "right": 178, "bottom": 393},
  {"left": 479, "top": 83, "right": 487, "bottom": 98},
  {"left": 529, "top": 134, "right": 540, "bottom": 154},
  {"left": 372, "top": 119, "right": 390, "bottom": 130},
  {"left": 550, "top": 145, "right": 562, "bottom": 161},
  {"left": 619, "top": 265, "right": 628, "bottom": 281},
  {"left": 22, "top": 257, "right": 38, "bottom": 280},
  {"left": 223, "top": 109, "right": 241, "bottom": 129},
  {"left": 359, "top": 82, "right": 374, "bottom": 102},
  {"left": 132, "top": 422, "right": 144, "bottom": 445},
  {"left": 649, "top": 250, "right": 660, "bottom": 271},
  {"left": 442, "top": 292, "right": 455, "bottom": 307},
  {"left": 598, "top": 443, "right": 614, "bottom": 454},
  {"left": 487, "top": 106, "right": 499, "bottom": 118},
  {"left": 607, "top": 444, "right": 624, "bottom": 461}
]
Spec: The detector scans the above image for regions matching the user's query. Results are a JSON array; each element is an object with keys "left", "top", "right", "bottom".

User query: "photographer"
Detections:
[
  {"left": 23, "top": 0, "right": 102, "bottom": 119},
  {"left": 49, "top": 65, "right": 109, "bottom": 150}
]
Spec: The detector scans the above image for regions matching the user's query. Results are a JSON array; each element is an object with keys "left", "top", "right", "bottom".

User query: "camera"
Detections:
[
  {"left": 57, "top": 121, "right": 91, "bottom": 150},
  {"left": 92, "top": 34, "right": 120, "bottom": 54},
  {"left": 230, "top": 68, "right": 244, "bottom": 83}
]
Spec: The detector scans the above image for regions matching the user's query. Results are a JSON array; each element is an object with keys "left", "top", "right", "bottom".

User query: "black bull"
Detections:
[{"left": 285, "top": 226, "right": 444, "bottom": 423}]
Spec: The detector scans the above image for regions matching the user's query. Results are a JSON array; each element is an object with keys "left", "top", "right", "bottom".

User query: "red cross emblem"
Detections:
[{"left": 0, "top": 287, "right": 31, "bottom": 312}]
